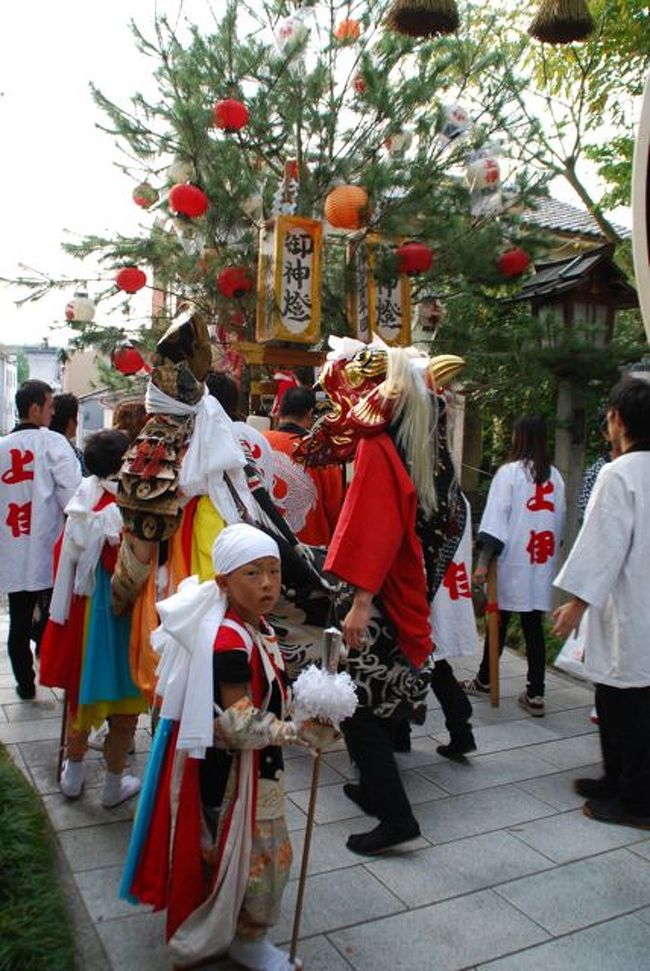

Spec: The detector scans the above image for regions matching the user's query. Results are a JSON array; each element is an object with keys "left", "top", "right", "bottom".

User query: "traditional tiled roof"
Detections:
[
  {"left": 519, "top": 196, "right": 631, "bottom": 240},
  {"left": 511, "top": 245, "right": 637, "bottom": 306}
]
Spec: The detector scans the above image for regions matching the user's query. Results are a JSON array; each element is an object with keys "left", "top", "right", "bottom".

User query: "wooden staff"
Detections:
[
  {"left": 290, "top": 749, "right": 322, "bottom": 964},
  {"left": 486, "top": 560, "right": 500, "bottom": 707},
  {"left": 56, "top": 691, "right": 68, "bottom": 781}
]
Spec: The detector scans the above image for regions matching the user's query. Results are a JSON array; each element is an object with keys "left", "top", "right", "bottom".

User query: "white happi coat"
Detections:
[
  {"left": 430, "top": 495, "right": 479, "bottom": 659},
  {"left": 480, "top": 460, "right": 566, "bottom": 612},
  {"left": 232, "top": 420, "right": 275, "bottom": 487},
  {"left": 554, "top": 451, "right": 650, "bottom": 688},
  {"left": 0, "top": 428, "right": 81, "bottom": 593}
]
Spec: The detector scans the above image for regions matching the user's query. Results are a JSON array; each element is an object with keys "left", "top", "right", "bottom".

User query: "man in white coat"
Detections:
[
  {"left": 0, "top": 380, "right": 81, "bottom": 698},
  {"left": 553, "top": 377, "right": 650, "bottom": 828}
]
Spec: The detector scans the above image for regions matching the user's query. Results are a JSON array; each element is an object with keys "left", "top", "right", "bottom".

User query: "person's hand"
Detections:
[
  {"left": 298, "top": 718, "right": 341, "bottom": 751},
  {"left": 472, "top": 565, "right": 488, "bottom": 586},
  {"left": 342, "top": 591, "right": 372, "bottom": 651},
  {"left": 552, "top": 598, "right": 587, "bottom": 639}
]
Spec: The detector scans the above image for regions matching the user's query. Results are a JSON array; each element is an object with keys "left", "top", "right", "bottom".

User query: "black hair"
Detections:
[
  {"left": 279, "top": 386, "right": 316, "bottom": 419},
  {"left": 205, "top": 371, "right": 242, "bottom": 420},
  {"left": 15, "top": 379, "right": 52, "bottom": 419},
  {"left": 508, "top": 414, "right": 551, "bottom": 485},
  {"left": 50, "top": 393, "right": 79, "bottom": 435},
  {"left": 607, "top": 377, "right": 650, "bottom": 444},
  {"left": 83, "top": 429, "right": 129, "bottom": 478}
]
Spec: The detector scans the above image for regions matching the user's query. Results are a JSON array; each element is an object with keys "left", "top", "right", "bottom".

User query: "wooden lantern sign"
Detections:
[
  {"left": 256, "top": 216, "right": 322, "bottom": 344},
  {"left": 347, "top": 235, "right": 411, "bottom": 346}
]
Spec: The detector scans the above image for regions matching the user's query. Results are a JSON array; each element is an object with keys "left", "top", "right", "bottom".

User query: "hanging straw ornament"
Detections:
[
  {"left": 386, "top": 0, "right": 459, "bottom": 38},
  {"left": 528, "top": 0, "right": 594, "bottom": 44}
]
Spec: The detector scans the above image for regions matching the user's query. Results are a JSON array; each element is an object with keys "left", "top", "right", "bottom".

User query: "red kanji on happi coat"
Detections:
[
  {"left": 526, "top": 481, "right": 555, "bottom": 512},
  {"left": 526, "top": 529, "right": 555, "bottom": 565},
  {"left": 6, "top": 502, "right": 32, "bottom": 537},
  {"left": 1, "top": 449, "right": 34, "bottom": 485},
  {"left": 443, "top": 562, "right": 472, "bottom": 601}
]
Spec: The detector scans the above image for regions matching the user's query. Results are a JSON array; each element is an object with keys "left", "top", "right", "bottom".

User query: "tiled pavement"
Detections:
[{"left": 3, "top": 607, "right": 650, "bottom": 971}]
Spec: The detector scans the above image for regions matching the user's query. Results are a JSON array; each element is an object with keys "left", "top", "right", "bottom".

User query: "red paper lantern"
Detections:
[
  {"left": 353, "top": 72, "right": 366, "bottom": 94},
  {"left": 132, "top": 182, "right": 159, "bottom": 209},
  {"left": 396, "top": 241, "right": 434, "bottom": 276},
  {"left": 112, "top": 343, "right": 147, "bottom": 375},
  {"left": 212, "top": 98, "right": 250, "bottom": 133},
  {"left": 498, "top": 247, "right": 531, "bottom": 278},
  {"left": 115, "top": 266, "right": 147, "bottom": 294},
  {"left": 168, "top": 183, "right": 209, "bottom": 219},
  {"left": 335, "top": 18, "right": 361, "bottom": 42},
  {"left": 217, "top": 265, "right": 254, "bottom": 299},
  {"left": 324, "top": 185, "right": 369, "bottom": 230}
]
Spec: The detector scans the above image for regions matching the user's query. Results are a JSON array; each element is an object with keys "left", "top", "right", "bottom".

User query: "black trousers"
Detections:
[
  {"left": 431, "top": 659, "right": 473, "bottom": 743},
  {"left": 342, "top": 707, "right": 416, "bottom": 826},
  {"left": 477, "top": 609, "right": 546, "bottom": 698},
  {"left": 595, "top": 682, "right": 650, "bottom": 816},
  {"left": 7, "top": 589, "right": 51, "bottom": 690}
]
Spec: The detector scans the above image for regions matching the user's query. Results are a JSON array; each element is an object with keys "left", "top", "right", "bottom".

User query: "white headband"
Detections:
[{"left": 212, "top": 523, "right": 280, "bottom": 576}]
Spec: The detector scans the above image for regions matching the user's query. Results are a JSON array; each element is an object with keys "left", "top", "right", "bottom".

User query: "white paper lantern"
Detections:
[
  {"left": 466, "top": 156, "right": 501, "bottom": 191},
  {"left": 439, "top": 104, "right": 470, "bottom": 144},
  {"left": 65, "top": 290, "right": 96, "bottom": 324},
  {"left": 383, "top": 130, "right": 413, "bottom": 157},
  {"left": 276, "top": 12, "right": 311, "bottom": 55}
]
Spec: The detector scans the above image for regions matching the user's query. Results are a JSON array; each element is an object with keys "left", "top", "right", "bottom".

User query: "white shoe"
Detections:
[
  {"left": 60, "top": 759, "right": 85, "bottom": 799},
  {"left": 101, "top": 771, "right": 141, "bottom": 808},
  {"left": 227, "top": 936, "right": 303, "bottom": 970},
  {"left": 87, "top": 723, "right": 109, "bottom": 751}
]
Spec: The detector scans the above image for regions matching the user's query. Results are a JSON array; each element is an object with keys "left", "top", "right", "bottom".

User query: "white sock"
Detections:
[
  {"left": 60, "top": 759, "right": 85, "bottom": 799},
  {"left": 228, "top": 936, "right": 302, "bottom": 971},
  {"left": 102, "top": 771, "right": 141, "bottom": 808}
]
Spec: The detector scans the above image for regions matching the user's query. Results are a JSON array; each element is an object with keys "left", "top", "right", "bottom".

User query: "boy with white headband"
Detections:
[{"left": 121, "top": 522, "right": 305, "bottom": 971}]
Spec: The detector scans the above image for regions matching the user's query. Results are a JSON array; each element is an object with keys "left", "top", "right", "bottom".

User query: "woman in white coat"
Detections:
[{"left": 463, "top": 416, "right": 566, "bottom": 717}]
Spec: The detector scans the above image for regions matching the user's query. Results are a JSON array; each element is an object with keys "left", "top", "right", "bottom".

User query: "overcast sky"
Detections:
[{"left": 0, "top": 1, "right": 635, "bottom": 349}]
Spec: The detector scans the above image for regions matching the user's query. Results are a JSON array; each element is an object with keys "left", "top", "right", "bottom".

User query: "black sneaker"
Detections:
[
  {"left": 16, "top": 682, "right": 36, "bottom": 700},
  {"left": 346, "top": 818, "right": 421, "bottom": 856},
  {"left": 343, "top": 783, "right": 376, "bottom": 816},
  {"left": 437, "top": 735, "right": 477, "bottom": 763},
  {"left": 584, "top": 796, "right": 650, "bottom": 830},
  {"left": 574, "top": 777, "right": 617, "bottom": 799}
]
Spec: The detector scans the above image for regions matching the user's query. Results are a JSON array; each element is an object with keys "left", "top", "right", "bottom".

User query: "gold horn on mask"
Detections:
[{"left": 429, "top": 354, "right": 465, "bottom": 388}]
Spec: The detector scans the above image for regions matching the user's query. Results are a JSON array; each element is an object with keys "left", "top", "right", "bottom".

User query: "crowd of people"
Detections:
[{"left": 1, "top": 349, "right": 648, "bottom": 970}]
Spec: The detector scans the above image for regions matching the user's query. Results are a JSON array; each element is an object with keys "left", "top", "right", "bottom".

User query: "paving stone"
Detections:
[
  {"left": 329, "top": 888, "right": 549, "bottom": 971},
  {"left": 545, "top": 685, "right": 596, "bottom": 710},
  {"left": 283, "top": 753, "right": 347, "bottom": 792},
  {"left": 469, "top": 697, "right": 538, "bottom": 726},
  {"left": 29, "top": 757, "right": 106, "bottom": 795},
  {"left": 515, "top": 764, "right": 602, "bottom": 811},
  {"left": 271, "top": 867, "right": 405, "bottom": 942},
  {"left": 2, "top": 696, "right": 62, "bottom": 721},
  {"left": 42, "top": 785, "right": 138, "bottom": 832},
  {"left": 496, "top": 848, "right": 650, "bottom": 934},
  {"left": 629, "top": 839, "right": 650, "bottom": 861},
  {"left": 419, "top": 747, "right": 558, "bottom": 795},
  {"left": 285, "top": 796, "right": 307, "bottom": 831},
  {"left": 291, "top": 934, "right": 355, "bottom": 970},
  {"left": 531, "top": 734, "right": 603, "bottom": 770},
  {"left": 539, "top": 707, "right": 598, "bottom": 739},
  {"left": 0, "top": 713, "right": 61, "bottom": 743},
  {"left": 473, "top": 719, "right": 560, "bottom": 754},
  {"left": 477, "top": 913, "right": 650, "bottom": 970},
  {"left": 289, "top": 781, "right": 371, "bottom": 824},
  {"left": 365, "top": 831, "right": 552, "bottom": 907},
  {"left": 75, "top": 864, "right": 137, "bottom": 922},
  {"left": 290, "top": 817, "right": 427, "bottom": 877},
  {"left": 59, "top": 821, "right": 134, "bottom": 872},
  {"left": 509, "top": 808, "right": 648, "bottom": 863},
  {"left": 416, "top": 784, "right": 555, "bottom": 844},
  {"left": 635, "top": 906, "right": 650, "bottom": 924},
  {"left": 95, "top": 912, "right": 172, "bottom": 971}
]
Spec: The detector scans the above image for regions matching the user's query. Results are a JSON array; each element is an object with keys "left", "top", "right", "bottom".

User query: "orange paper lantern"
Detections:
[
  {"left": 335, "top": 18, "right": 361, "bottom": 42},
  {"left": 324, "top": 185, "right": 369, "bottom": 230}
]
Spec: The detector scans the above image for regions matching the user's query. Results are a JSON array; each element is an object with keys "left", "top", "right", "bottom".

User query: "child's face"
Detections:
[{"left": 217, "top": 555, "right": 281, "bottom": 625}]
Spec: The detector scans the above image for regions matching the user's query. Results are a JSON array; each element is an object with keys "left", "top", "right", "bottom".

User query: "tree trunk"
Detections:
[{"left": 554, "top": 379, "right": 586, "bottom": 568}]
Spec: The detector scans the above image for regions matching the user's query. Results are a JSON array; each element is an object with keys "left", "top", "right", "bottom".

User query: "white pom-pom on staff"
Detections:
[{"left": 290, "top": 628, "right": 357, "bottom": 964}]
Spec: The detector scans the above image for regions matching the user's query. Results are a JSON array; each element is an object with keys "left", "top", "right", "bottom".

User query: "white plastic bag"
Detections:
[{"left": 554, "top": 627, "right": 587, "bottom": 680}]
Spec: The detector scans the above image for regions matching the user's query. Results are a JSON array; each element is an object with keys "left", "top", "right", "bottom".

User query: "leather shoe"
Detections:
[
  {"left": 16, "top": 682, "right": 36, "bottom": 700},
  {"left": 584, "top": 796, "right": 650, "bottom": 830},
  {"left": 346, "top": 818, "right": 420, "bottom": 856},
  {"left": 437, "top": 736, "right": 477, "bottom": 763}
]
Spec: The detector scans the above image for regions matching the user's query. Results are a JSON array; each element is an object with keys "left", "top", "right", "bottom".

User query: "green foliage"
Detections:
[{"left": 0, "top": 745, "right": 76, "bottom": 971}]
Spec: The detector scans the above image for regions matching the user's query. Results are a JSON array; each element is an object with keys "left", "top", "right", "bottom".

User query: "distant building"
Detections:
[
  {"left": 20, "top": 343, "right": 63, "bottom": 391},
  {"left": 0, "top": 351, "right": 18, "bottom": 433}
]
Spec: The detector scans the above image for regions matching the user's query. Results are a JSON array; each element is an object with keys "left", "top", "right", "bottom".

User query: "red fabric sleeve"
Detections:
[{"left": 325, "top": 435, "right": 408, "bottom": 593}]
